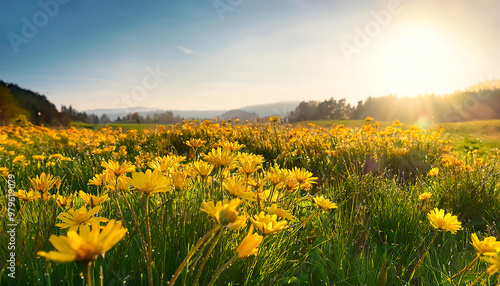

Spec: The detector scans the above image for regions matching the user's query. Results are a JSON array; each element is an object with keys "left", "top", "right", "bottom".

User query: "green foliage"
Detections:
[
  {"left": 0, "top": 86, "right": 31, "bottom": 125},
  {"left": 0, "top": 81, "right": 63, "bottom": 125}
]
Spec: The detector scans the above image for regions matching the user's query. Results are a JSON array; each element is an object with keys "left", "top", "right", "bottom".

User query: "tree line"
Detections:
[
  {"left": 287, "top": 88, "right": 500, "bottom": 123},
  {"left": 115, "top": 111, "right": 181, "bottom": 124}
]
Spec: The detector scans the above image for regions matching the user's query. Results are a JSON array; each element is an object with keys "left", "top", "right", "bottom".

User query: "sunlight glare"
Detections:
[{"left": 376, "top": 27, "right": 465, "bottom": 96}]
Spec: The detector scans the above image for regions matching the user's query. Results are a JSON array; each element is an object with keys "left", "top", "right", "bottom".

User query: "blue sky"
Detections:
[{"left": 1, "top": 0, "right": 499, "bottom": 111}]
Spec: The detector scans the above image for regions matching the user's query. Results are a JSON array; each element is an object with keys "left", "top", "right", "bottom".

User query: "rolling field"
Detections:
[
  {"left": 1, "top": 118, "right": 500, "bottom": 285},
  {"left": 440, "top": 120, "right": 500, "bottom": 153},
  {"left": 298, "top": 119, "right": 500, "bottom": 153},
  {"left": 70, "top": 121, "right": 161, "bottom": 131}
]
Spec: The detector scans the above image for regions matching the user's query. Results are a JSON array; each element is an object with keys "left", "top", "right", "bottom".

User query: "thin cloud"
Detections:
[{"left": 176, "top": 46, "right": 194, "bottom": 54}]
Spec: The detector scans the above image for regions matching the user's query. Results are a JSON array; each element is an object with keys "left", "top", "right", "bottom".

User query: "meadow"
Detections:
[{"left": 1, "top": 117, "right": 500, "bottom": 285}]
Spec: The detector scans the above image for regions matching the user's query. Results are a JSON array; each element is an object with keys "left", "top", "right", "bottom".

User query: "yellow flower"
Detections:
[
  {"left": 289, "top": 167, "right": 317, "bottom": 189},
  {"left": 12, "top": 155, "right": 26, "bottom": 164},
  {"left": 269, "top": 116, "right": 280, "bottom": 123},
  {"left": 427, "top": 208, "right": 462, "bottom": 234},
  {"left": 265, "top": 165, "right": 289, "bottom": 186},
  {"left": 471, "top": 233, "right": 500, "bottom": 255},
  {"left": 191, "top": 161, "right": 214, "bottom": 178},
  {"left": 79, "top": 191, "right": 108, "bottom": 207},
  {"left": 32, "top": 155, "right": 46, "bottom": 161},
  {"left": 418, "top": 192, "right": 432, "bottom": 201},
  {"left": 219, "top": 141, "right": 245, "bottom": 152},
  {"left": 15, "top": 189, "right": 41, "bottom": 202},
  {"left": 100, "top": 172, "right": 129, "bottom": 192},
  {"left": 113, "top": 176, "right": 130, "bottom": 192},
  {"left": 127, "top": 169, "right": 171, "bottom": 196},
  {"left": 236, "top": 226, "right": 263, "bottom": 259},
  {"left": 0, "top": 167, "right": 9, "bottom": 178},
  {"left": 173, "top": 171, "right": 188, "bottom": 191},
  {"left": 49, "top": 153, "right": 64, "bottom": 160},
  {"left": 148, "top": 155, "right": 185, "bottom": 174},
  {"left": 313, "top": 196, "right": 338, "bottom": 210},
  {"left": 186, "top": 138, "right": 206, "bottom": 149},
  {"left": 482, "top": 252, "right": 500, "bottom": 275},
  {"left": 392, "top": 120, "right": 402, "bottom": 127},
  {"left": 427, "top": 167, "right": 439, "bottom": 177},
  {"left": 266, "top": 204, "right": 295, "bottom": 221},
  {"left": 56, "top": 206, "right": 109, "bottom": 232},
  {"left": 250, "top": 212, "right": 287, "bottom": 235},
  {"left": 200, "top": 198, "right": 244, "bottom": 228},
  {"left": 226, "top": 214, "right": 247, "bottom": 231},
  {"left": 101, "top": 160, "right": 135, "bottom": 177},
  {"left": 204, "top": 147, "right": 236, "bottom": 168},
  {"left": 284, "top": 177, "right": 299, "bottom": 192},
  {"left": 53, "top": 194, "right": 73, "bottom": 208},
  {"left": 38, "top": 220, "right": 127, "bottom": 263},
  {"left": 261, "top": 189, "right": 283, "bottom": 203},
  {"left": 88, "top": 173, "right": 105, "bottom": 186},
  {"left": 200, "top": 201, "right": 220, "bottom": 220},
  {"left": 223, "top": 176, "right": 255, "bottom": 201},
  {"left": 29, "top": 172, "right": 58, "bottom": 194},
  {"left": 237, "top": 153, "right": 264, "bottom": 175}
]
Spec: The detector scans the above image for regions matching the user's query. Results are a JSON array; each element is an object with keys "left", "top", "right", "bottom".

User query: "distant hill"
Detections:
[
  {"left": 85, "top": 107, "right": 226, "bottom": 121},
  {"left": 84, "top": 101, "right": 299, "bottom": 121},
  {"left": 85, "top": 106, "right": 162, "bottom": 115},
  {"left": 240, "top": 101, "right": 300, "bottom": 117},
  {"left": 84, "top": 107, "right": 165, "bottom": 121},
  {"left": 217, "top": 109, "right": 259, "bottom": 121},
  {"left": 0, "top": 80, "right": 63, "bottom": 125},
  {"left": 172, "top": 110, "right": 226, "bottom": 120}
]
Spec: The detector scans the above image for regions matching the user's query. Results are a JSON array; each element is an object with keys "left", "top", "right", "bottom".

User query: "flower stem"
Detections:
[
  {"left": 86, "top": 261, "right": 93, "bottom": 286},
  {"left": 409, "top": 230, "right": 439, "bottom": 282},
  {"left": 207, "top": 255, "right": 238, "bottom": 286},
  {"left": 146, "top": 196, "right": 154, "bottom": 286},
  {"left": 191, "top": 230, "right": 224, "bottom": 286},
  {"left": 112, "top": 186, "right": 126, "bottom": 223},
  {"left": 120, "top": 191, "right": 152, "bottom": 286},
  {"left": 100, "top": 265, "right": 104, "bottom": 286},
  {"left": 34, "top": 199, "right": 44, "bottom": 253},
  {"left": 468, "top": 270, "right": 488, "bottom": 286},
  {"left": 292, "top": 210, "right": 319, "bottom": 235},
  {"left": 449, "top": 255, "right": 480, "bottom": 281},
  {"left": 169, "top": 225, "right": 222, "bottom": 286}
]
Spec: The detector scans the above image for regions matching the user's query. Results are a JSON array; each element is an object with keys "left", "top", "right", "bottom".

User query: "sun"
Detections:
[{"left": 371, "top": 26, "right": 466, "bottom": 97}]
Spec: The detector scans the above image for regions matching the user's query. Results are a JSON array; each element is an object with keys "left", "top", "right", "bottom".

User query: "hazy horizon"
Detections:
[{"left": 1, "top": 0, "right": 499, "bottom": 111}]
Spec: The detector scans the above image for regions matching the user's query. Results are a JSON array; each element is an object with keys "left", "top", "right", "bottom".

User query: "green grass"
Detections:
[
  {"left": 70, "top": 121, "right": 163, "bottom": 131},
  {"left": 439, "top": 120, "right": 500, "bottom": 153}
]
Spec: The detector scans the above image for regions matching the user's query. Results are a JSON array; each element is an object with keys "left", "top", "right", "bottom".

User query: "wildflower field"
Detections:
[{"left": 2, "top": 118, "right": 500, "bottom": 285}]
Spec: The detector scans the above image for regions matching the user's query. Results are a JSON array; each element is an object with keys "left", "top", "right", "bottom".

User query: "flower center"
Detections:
[
  {"left": 74, "top": 213, "right": 88, "bottom": 224},
  {"left": 75, "top": 241, "right": 96, "bottom": 261},
  {"left": 436, "top": 218, "right": 446, "bottom": 228}
]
